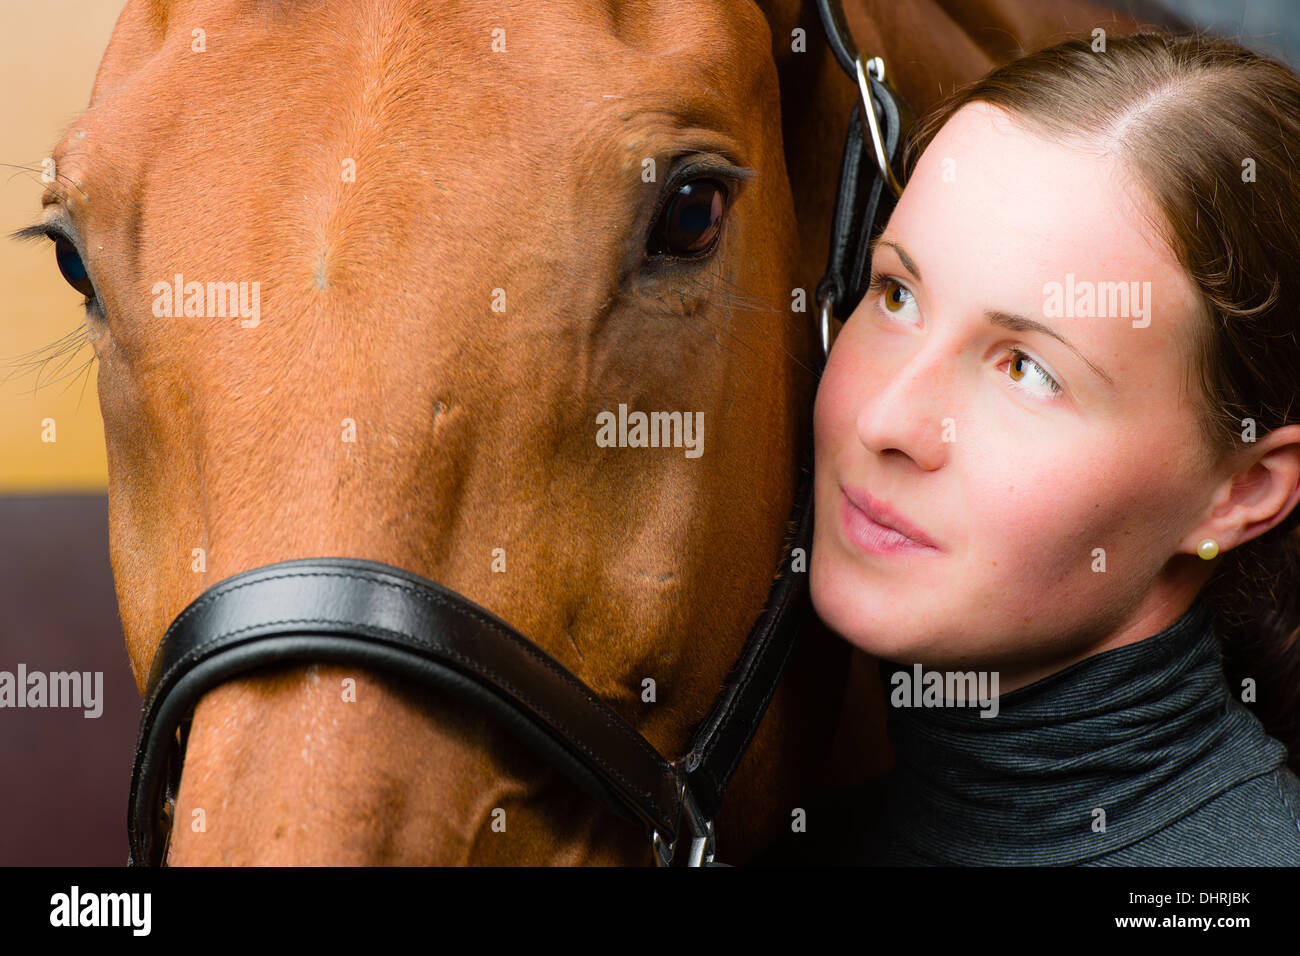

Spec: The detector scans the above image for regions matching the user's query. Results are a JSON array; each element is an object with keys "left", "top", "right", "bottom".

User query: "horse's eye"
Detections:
[
  {"left": 54, "top": 236, "right": 95, "bottom": 299},
  {"left": 647, "top": 179, "right": 728, "bottom": 259}
]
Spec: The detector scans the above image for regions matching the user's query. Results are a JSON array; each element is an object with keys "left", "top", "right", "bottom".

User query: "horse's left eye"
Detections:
[
  {"left": 54, "top": 236, "right": 96, "bottom": 299},
  {"left": 647, "top": 179, "right": 728, "bottom": 259}
]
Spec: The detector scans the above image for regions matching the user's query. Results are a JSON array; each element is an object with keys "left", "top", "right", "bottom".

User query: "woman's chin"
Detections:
[{"left": 811, "top": 553, "right": 925, "bottom": 662}]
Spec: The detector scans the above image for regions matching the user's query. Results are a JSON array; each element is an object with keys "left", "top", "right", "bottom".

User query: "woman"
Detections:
[{"left": 811, "top": 31, "right": 1300, "bottom": 865}]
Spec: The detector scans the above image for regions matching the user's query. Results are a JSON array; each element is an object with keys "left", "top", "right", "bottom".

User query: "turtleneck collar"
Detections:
[{"left": 869, "top": 594, "right": 1286, "bottom": 865}]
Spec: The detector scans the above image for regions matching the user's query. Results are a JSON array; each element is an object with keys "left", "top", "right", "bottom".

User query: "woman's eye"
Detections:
[
  {"left": 880, "top": 278, "right": 912, "bottom": 313},
  {"left": 863, "top": 272, "right": 1063, "bottom": 399},
  {"left": 53, "top": 236, "right": 96, "bottom": 299},
  {"left": 646, "top": 178, "right": 727, "bottom": 259},
  {"left": 868, "top": 273, "right": 917, "bottom": 320},
  {"left": 1003, "top": 348, "right": 1062, "bottom": 397}
]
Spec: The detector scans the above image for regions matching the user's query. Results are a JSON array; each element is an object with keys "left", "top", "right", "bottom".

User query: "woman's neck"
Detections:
[{"left": 870, "top": 595, "right": 1285, "bottom": 864}]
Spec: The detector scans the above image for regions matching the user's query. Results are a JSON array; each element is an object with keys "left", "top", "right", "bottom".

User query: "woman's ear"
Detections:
[{"left": 1184, "top": 423, "right": 1300, "bottom": 557}]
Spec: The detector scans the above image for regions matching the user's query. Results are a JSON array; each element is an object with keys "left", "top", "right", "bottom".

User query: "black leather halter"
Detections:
[
  {"left": 814, "top": 0, "right": 914, "bottom": 360},
  {"left": 125, "top": 0, "right": 911, "bottom": 868},
  {"left": 128, "top": 458, "right": 812, "bottom": 867}
]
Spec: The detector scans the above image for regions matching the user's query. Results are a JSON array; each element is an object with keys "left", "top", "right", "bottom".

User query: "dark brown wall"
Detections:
[{"left": 0, "top": 494, "right": 138, "bottom": 865}]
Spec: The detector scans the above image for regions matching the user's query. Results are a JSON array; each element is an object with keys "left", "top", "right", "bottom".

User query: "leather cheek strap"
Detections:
[
  {"left": 128, "top": 559, "right": 685, "bottom": 866},
  {"left": 817, "top": 78, "right": 909, "bottom": 324},
  {"left": 814, "top": 0, "right": 914, "bottom": 329}
]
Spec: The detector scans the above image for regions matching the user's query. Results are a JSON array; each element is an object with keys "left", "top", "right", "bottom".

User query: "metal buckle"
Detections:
[
  {"left": 681, "top": 786, "right": 716, "bottom": 866},
  {"left": 652, "top": 828, "right": 676, "bottom": 867},
  {"left": 854, "top": 54, "right": 903, "bottom": 199},
  {"left": 650, "top": 776, "right": 716, "bottom": 866},
  {"left": 818, "top": 53, "right": 901, "bottom": 363},
  {"left": 819, "top": 294, "right": 841, "bottom": 359}
]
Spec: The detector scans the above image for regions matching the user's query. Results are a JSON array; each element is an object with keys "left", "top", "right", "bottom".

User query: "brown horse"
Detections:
[{"left": 30, "top": 0, "right": 1174, "bottom": 864}]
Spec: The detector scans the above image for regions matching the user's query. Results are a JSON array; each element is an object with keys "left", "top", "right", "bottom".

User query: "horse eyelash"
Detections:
[
  {"left": 3, "top": 223, "right": 99, "bottom": 393},
  {"left": 10, "top": 221, "right": 63, "bottom": 244},
  {"left": 9, "top": 220, "right": 99, "bottom": 308},
  {"left": 0, "top": 323, "right": 95, "bottom": 398}
]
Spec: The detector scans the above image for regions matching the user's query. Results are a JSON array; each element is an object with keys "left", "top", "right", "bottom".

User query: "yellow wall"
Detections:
[{"left": 0, "top": 2, "right": 125, "bottom": 492}]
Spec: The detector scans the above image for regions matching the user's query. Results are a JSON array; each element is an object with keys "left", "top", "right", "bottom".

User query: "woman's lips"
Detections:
[{"left": 839, "top": 487, "right": 941, "bottom": 555}]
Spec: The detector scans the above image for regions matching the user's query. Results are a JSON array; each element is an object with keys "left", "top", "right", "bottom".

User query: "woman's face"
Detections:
[{"left": 811, "top": 102, "right": 1216, "bottom": 691}]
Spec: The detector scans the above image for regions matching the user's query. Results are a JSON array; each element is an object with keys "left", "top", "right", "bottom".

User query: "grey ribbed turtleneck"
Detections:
[
  {"left": 752, "top": 595, "right": 1300, "bottom": 866},
  {"left": 860, "top": 594, "right": 1300, "bottom": 865}
]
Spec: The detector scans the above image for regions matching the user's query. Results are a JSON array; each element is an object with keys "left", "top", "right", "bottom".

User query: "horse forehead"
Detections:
[
  {"left": 55, "top": 0, "right": 777, "bottom": 308},
  {"left": 98, "top": 0, "right": 773, "bottom": 102},
  {"left": 78, "top": 0, "right": 773, "bottom": 207}
]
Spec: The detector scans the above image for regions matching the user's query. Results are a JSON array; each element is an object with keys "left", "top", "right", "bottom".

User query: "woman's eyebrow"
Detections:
[
  {"left": 870, "top": 237, "right": 1116, "bottom": 388},
  {"left": 988, "top": 311, "right": 1115, "bottom": 386},
  {"left": 872, "top": 237, "right": 922, "bottom": 281}
]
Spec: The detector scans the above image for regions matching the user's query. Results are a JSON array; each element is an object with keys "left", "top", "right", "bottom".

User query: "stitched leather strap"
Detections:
[
  {"left": 816, "top": 0, "right": 861, "bottom": 76},
  {"left": 683, "top": 442, "right": 814, "bottom": 820},
  {"left": 128, "top": 559, "right": 681, "bottom": 864}
]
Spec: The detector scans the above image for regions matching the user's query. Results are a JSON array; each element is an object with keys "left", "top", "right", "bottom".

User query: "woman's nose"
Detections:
[{"left": 852, "top": 339, "right": 957, "bottom": 471}]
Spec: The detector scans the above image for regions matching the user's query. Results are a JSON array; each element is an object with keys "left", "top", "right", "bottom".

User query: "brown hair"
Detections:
[{"left": 898, "top": 31, "right": 1300, "bottom": 773}]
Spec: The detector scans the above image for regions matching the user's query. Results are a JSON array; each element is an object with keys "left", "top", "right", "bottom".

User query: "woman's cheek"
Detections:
[
  {"left": 814, "top": 354, "right": 855, "bottom": 452},
  {"left": 820, "top": 334, "right": 881, "bottom": 434}
]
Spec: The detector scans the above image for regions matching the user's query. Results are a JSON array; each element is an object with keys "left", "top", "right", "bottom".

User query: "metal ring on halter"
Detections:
[
  {"left": 688, "top": 819, "right": 717, "bottom": 867},
  {"left": 855, "top": 54, "right": 904, "bottom": 199},
  {"left": 680, "top": 786, "right": 715, "bottom": 867},
  {"left": 819, "top": 294, "right": 841, "bottom": 359},
  {"left": 651, "top": 780, "right": 715, "bottom": 866},
  {"left": 652, "top": 828, "right": 676, "bottom": 866}
]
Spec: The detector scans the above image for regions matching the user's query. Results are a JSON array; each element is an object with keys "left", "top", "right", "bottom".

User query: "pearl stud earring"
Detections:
[{"left": 1197, "top": 538, "right": 1219, "bottom": 560}]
